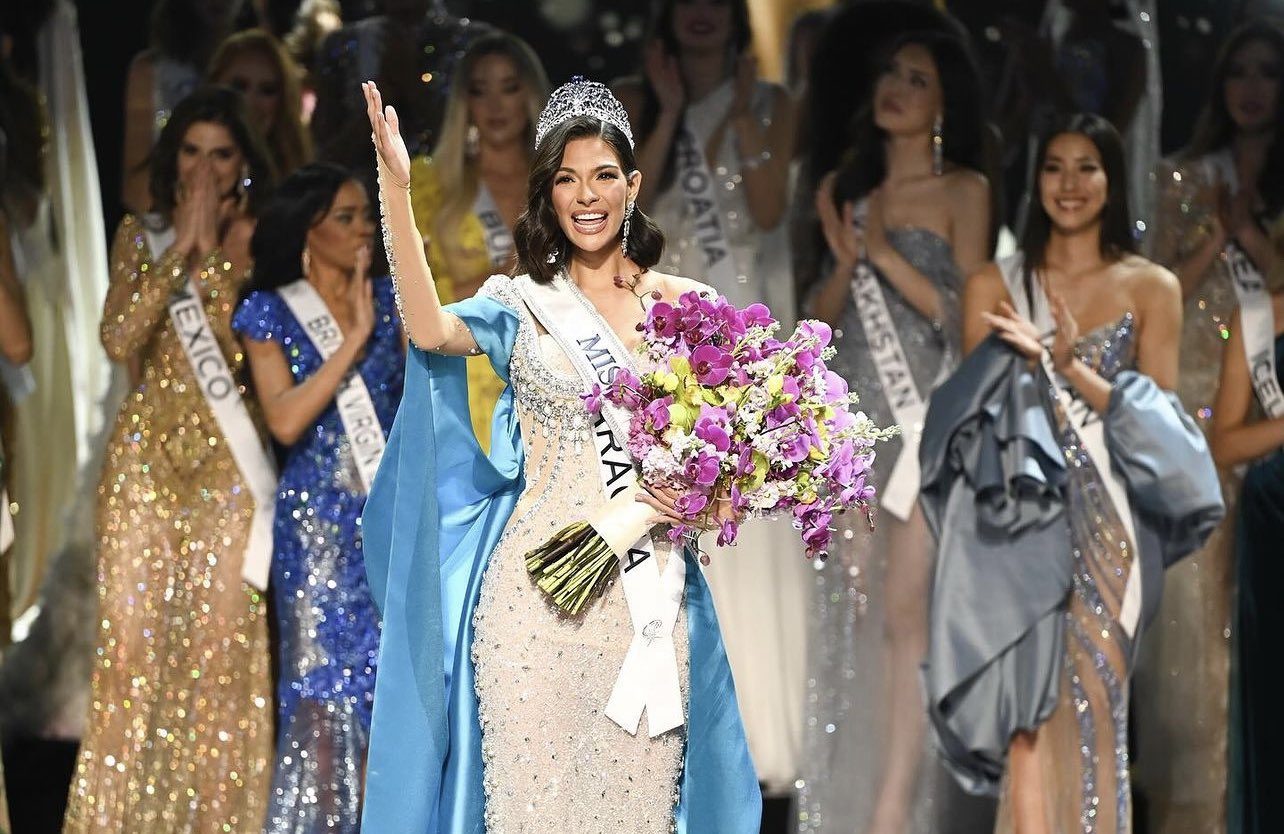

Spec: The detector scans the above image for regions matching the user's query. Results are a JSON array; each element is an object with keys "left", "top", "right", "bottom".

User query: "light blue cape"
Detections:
[{"left": 360, "top": 294, "right": 761, "bottom": 832}]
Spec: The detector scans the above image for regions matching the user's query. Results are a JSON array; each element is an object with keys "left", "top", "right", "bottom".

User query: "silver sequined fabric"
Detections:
[
  {"left": 797, "top": 228, "right": 990, "bottom": 833},
  {"left": 469, "top": 275, "right": 688, "bottom": 833}
]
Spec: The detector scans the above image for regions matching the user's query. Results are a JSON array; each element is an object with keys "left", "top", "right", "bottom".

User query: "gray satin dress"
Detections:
[
  {"left": 797, "top": 229, "right": 994, "bottom": 832},
  {"left": 919, "top": 258, "right": 1224, "bottom": 834}
]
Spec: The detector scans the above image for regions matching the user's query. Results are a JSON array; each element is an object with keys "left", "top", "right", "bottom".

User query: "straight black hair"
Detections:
[
  {"left": 1020, "top": 113, "right": 1135, "bottom": 302},
  {"left": 246, "top": 162, "right": 357, "bottom": 295}
]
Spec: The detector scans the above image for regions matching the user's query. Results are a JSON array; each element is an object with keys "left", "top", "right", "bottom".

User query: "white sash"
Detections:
[
  {"left": 516, "top": 273, "right": 686, "bottom": 737},
  {"left": 277, "top": 280, "right": 387, "bottom": 491},
  {"left": 146, "top": 224, "right": 278, "bottom": 590},
  {"left": 848, "top": 201, "right": 945, "bottom": 520},
  {"left": 1225, "top": 243, "right": 1284, "bottom": 420},
  {"left": 999, "top": 255, "right": 1143, "bottom": 637},
  {"left": 674, "top": 125, "right": 741, "bottom": 290},
  {"left": 472, "top": 182, "right": 513, "bottom": 269}
]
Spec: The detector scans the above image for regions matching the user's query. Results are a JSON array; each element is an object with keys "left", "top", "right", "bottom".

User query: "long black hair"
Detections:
[
  {"left": 634, "top": 0, "right": 754, "bottom": 196},
  {"left": 148, "top": 85, "right": 277, "bottom": 220},
  {"left": 1020, "top": 113, "right": 1135, "bottom": 299},
  {"left": 514, "top": 116, "right": 664, "bottom": 284},
  {"left": 831, "top": 30, "right": 987, "bottom": 205},
  {"left": 1182, "top": 18, "right": 1284, "bottom": 218},
  {"left": 246, "top": 162, "right": 355, "bottom": 294}
]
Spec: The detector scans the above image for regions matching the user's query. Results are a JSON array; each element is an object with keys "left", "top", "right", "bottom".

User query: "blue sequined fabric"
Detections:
[{"left": 232, "top": 277, "right": 404, "bottom": 833}]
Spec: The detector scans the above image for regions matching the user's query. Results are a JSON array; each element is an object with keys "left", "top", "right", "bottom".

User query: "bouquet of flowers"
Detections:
[{"left": 526, "top": 287, "right": 896, "bottom": 615}]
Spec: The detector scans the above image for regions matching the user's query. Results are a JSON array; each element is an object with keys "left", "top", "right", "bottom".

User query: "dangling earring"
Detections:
[
  {"left": 620, "top": 200, "right": 635, "bottom": 258},
  {"left": 237, "top": 165, "right": 251, "bottom": 207},
  {"left": 301, "top": 246, "right": 312, "bottom": 276},
  {"left": 466, "top": 124, "right": 480, "bottom": 158},
  {"left": 931, "top": 114, "right": 944, "bottom": 176},
  {"left": 546, "top": 247, "right": 559, "bottom": 265}
]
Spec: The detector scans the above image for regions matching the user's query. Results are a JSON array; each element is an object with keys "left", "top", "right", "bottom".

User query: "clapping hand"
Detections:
[
  {"left": 644, "top": 41, "right": 685, "bottom": 115},
  {"left": 362, "top": 81, "right": 411, "bottom": 188},
  {"left": 174, "top": 159, "right": 220, "bottom": 258},
  {"left": 815, "top": 171, "right": 863, "bottom": 270},
  {"left": 347, "top": 245, "right": 375, "bottom": 346},
  {"left": 981, "top": 293, "right": 1078, "bottom": 372}
]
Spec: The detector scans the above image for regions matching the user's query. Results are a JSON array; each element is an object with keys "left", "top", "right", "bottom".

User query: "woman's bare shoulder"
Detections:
[{"left": 650, "top": 270, "right": 717, "bottom": 300}]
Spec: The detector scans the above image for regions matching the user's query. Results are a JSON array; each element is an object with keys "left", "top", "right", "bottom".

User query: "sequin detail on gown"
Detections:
[
  {"left": 468, "top": 275, "right": 687, "bottom": 833},
  {"left": 799, "top": 228, "right": 993, "bottom": 832},
  {"left": 996, "top": 313, "right": 1139, "bottom": 834},
  {"left": 1134, "top": 155, "right": 1238, "bottom": 834},
  {"left": 64, "top": 214, "right": 272, "bottom": 833},
  {"left": 232, "top": 277, "right": 404, "bottom": 833}
]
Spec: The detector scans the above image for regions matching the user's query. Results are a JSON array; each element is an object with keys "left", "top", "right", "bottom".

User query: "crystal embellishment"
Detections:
[{"left": 534, "top": 76, "right": 634, "bottom": 150}]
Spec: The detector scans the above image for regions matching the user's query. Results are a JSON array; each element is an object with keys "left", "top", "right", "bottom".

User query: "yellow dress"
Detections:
[
  {"left": 63, "top": 214, "right": 272, "bottom": 833},
  {"left": 410, "top": 156, "right": 507, "bottom": 451}
]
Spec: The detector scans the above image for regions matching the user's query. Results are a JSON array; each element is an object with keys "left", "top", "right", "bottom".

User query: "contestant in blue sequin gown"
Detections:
[{"left": 232, "top": 276, "right": 404, "bottom": 833}]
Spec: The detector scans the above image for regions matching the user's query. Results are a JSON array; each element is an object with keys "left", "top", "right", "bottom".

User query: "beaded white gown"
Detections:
[{"left": 468, "top": 274, "right": 689, "bottom": 833}]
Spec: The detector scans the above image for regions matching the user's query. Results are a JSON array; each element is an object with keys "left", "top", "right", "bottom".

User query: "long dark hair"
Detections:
[
  {"left": 246, "top": 162, "right": 354, "bottom": 295},
  {"left": 148, "top": 85, "right": 277, "bottom": 221},
  {"left": 514, "top": 116, "right": 664, "bottom": 284},
  {"left": 1020, "top": 113, "right": 1135, "bottom": 299},
  {"left": 1182, "top": 18, "right": 1284, "bottom": 217},
  {"left": 635, "top": 0, "right": 754, "bottom": 195},
  {"left": 832, "top": 30, "right": 986, "bottom": 205}
]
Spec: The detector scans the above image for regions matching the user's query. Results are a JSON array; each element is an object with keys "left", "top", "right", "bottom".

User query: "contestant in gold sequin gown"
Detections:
[
  {"left": 1135, "top": 153, "right": 1253, "bottom": 834},
  {"left": 62, "top": 213, "right": 272, "bottom": 833}
]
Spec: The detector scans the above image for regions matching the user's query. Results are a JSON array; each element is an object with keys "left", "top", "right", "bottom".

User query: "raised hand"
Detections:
[
  {"left": 644, "top": 41, "right": 685, "bottom": 115},
  {"left": 362, "top": 80, "right": 411, "bottom": 188},
  {"left": 347, "top": 245, "right": 375, "bottom": 344}
]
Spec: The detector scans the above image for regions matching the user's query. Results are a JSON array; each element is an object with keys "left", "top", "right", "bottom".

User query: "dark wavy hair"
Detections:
[
  {"left": 832, "top": 30, "right": 987, "bottom": 205},
  {"left": 1020, "top": 113, "right": 1135, "bottom": 298},
  {"left": 246, "top": 162, "right": 355, "bottom": 295},
  {"left": 514, "top": 116, "right": 664, "bottom": 284},
  {"left": 635, "top": 0, "right": 753, "bottom": 195},
  {"left": 148, "top": 85, "right": 277, "bottom": 221},
  {"left": 1182, "top": 18, "right": 1284, "bottom": 218}
]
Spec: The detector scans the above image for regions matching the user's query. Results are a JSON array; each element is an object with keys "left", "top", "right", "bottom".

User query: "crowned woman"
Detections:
[{"left": 357, "top": 76, "right": 760, "bottom": 832}]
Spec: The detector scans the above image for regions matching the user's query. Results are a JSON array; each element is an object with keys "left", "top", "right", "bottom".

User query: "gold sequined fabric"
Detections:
[
  {"left": 469, "top": 276, "right": 687, "bottom": 833},
  {"left": 1133, "top": 157, "right": 1238, "bottom": 834},
  {"left": 63, "top": 214, "right": 272, "bottom": 833}
]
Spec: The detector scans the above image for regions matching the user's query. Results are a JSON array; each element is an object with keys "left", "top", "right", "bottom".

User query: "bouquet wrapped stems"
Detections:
[{"left": 524, "top": 483, "right": 661, "bottom": 616}]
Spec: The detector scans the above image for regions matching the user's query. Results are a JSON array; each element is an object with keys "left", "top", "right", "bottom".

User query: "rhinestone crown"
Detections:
[{"left": 534, "top": 77, "right": 634, "bottom": 150}]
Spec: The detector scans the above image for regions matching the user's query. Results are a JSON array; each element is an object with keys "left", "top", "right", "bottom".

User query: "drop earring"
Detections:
[
  {"left": 466, "top": 124, "right": 480, "bottom": 158},
  {"left": 301, "top": 247, "right": 312, "bottom": 276},
  {"left": 620, "top": 200, "right": 635, "bottom": 258},
  {"left": 931, "top": 114, "right": 944, "bottom": 176}
]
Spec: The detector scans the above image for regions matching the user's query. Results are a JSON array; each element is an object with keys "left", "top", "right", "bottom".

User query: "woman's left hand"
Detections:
[{"left": 1047, "top": 292, "right": 1078, "bottom": 371}]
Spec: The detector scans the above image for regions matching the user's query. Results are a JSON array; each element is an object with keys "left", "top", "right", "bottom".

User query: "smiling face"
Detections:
[
  {"left": 671, "top": 0, "right": 734, "bottom": 54},
  {"left": 873, "top": 43, "right": 943, "bottom": 137},
  {"left": 177, "top": 120, "right": 245, "bottom": 198},
  {"left": 1038, "top": 132, "right": 1109, "bottom": 235},
  {"left": 306, "top": 179, "right": 374, "bottom": 272},
  {"left": 214, "top": 50, "right": 283, "bottom": 134},
  {"left": 550, "top": 136, "right": 641, "bottom": 257},
  {"left": 466, "top": 52, "right": 531, "bottom": 150},
  {"left": 1224, "top": 37, "right": 1281, "bottom": 134}
]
